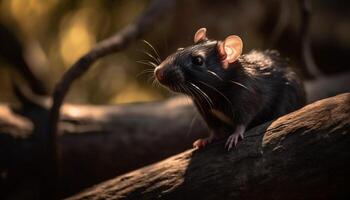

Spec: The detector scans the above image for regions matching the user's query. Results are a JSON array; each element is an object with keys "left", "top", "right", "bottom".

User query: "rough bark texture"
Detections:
[
  {"left": 1, "top": 82, "right": 349, "bottom": 198},
  {"left": 58, "top": 97, "right": 206, "bottom": 195},
  {"left": 68, "top": 93, "right": 350, "bottom": 200}
]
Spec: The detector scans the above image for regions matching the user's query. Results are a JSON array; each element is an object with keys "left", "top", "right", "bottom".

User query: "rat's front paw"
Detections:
[
  {"left": 225, "top": 132, "right": 243, "bottom": 151},
  {"left": 225, "top": 125, "right": 245, "bottom": 151},
  {"left": 193, "top": 137, "right": 212, "bottom": 149}
]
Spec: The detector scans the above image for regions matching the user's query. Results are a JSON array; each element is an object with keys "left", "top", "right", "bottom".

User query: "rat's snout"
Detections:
[
  {"left": 154, "top": 64, "right": 185, "bottom": 89},
  {"left": 154, "top": 67, "right": 165, "bottom": 82}
]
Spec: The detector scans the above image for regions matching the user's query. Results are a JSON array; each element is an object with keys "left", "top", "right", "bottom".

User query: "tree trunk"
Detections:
[{"left": 67, "top": 93, "right": 350, "bottom": 200}]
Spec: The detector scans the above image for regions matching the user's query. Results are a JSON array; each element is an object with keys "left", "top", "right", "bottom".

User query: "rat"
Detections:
[{"left": 154, "top": 28, "right": 306, "bottom": 150}]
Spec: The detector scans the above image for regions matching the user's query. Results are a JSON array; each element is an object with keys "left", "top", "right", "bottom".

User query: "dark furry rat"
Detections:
[{"left": 154, "top": 28, "right": 306, "bottom": 150}]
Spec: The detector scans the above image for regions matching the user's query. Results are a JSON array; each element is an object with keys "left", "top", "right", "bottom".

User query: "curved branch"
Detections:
[
  {"left": 68, "top": 93, "right": 350, "bottom": 200},
  {"left": 46, "top": 0, "right": 175, "bottom": 197}
]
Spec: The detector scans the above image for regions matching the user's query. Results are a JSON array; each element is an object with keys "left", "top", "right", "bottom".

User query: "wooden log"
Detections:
[{"left": 67, "top": 93, "right": 350, "bottom": 200}]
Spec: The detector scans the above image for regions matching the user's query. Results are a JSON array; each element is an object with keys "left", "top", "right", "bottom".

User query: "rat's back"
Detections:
[{"left": 240, "top": 50, "right": 306, "bottom": 128}]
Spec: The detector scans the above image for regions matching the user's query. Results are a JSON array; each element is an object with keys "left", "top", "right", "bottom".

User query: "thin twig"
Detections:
[{"left": 46, "top": 0, "right": 175, "bottom": 198}]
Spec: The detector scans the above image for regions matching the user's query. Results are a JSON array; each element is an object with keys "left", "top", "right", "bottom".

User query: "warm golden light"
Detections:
[
  {"left": 110, "top": 83, "right": 162, "bottom": 104},
  {"left": 59, "top": 9, "right": 96, "bottom": 66},
  {"left": 8, "top": 0, "right": 57, "bottom": 33}
]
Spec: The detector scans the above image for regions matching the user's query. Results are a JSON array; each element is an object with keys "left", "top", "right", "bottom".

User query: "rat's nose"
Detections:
[{"left": 154, "top": 67, "right": 164, "bottom": 81}]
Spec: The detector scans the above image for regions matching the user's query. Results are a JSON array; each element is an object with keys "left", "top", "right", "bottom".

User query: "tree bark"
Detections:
[
  {"left": 58, "top": 97, "right": 206, "bottom": 196},
  {"left": 2, "top": 90, "right": 350, "bottom": 198},
  {"left": 67, "top": 93, "right": 350, "bottom": 200}
]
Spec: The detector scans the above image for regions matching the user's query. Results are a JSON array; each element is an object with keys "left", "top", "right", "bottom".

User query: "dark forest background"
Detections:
[{"left": 0, "top": 0, "right": 349, "bottom": 105}]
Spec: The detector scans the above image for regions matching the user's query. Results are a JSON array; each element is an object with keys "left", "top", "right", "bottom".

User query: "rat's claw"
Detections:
[
  {"left": 225, "top": 125, "right": 245, "bottom": 151},
  {"left": 239, "top": 130, "right": 244, "bottom": 139},
  {"left": 225, "top": 133, "right": 239, "bottom": 151}
]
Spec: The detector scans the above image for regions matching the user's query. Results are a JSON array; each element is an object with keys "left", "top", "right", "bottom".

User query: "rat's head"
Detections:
[{"left": 154, "top": 28, "right": 243, "bottom": 94}]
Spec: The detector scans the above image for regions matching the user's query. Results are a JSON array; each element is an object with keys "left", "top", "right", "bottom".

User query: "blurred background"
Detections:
[{"left": 0, "top": 0, "right": 349, "bottom": 105}]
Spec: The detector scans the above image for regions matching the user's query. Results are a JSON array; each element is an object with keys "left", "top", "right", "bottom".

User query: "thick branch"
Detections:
[
  {"left": 2, "top": 77, "right": 349, "bottom": 197},
  {"left": 58, "top": 97, "right": 206, "bottom": 196},
  {"left": 68, "top": 93, "right": 350, "bottom": 200}
]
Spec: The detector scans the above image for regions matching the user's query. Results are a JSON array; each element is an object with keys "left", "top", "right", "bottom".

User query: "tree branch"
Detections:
[
  {"left": 46, "top": 0, "right": 176, "bottom": 198},
  {"left": 68, "top": 93, "right": 350, "bottom": 200},
  {"left": 0, "top": 23, "right": 47, "bottom": 95}
]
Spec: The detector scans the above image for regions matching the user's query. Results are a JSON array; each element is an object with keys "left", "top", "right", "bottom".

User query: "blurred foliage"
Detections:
[{"left": 0, "top": 0, "right": 349, "bottom": 104}]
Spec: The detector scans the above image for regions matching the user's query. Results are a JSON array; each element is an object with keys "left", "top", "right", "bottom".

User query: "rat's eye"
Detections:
[{"left": 191, "top": 56, "right": 204, "bottom": 66}]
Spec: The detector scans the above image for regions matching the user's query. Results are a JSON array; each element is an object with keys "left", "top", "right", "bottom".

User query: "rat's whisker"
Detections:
[
  {"left": 179, "top": 85, "right": 199, "bottom": 137},
  {"left": 136, "top": 60, "right": 158, "bottom": 68},
  {"left": 185, "top": 84, "right": 198, "bottom": 99},
  {"left": 146, "top": 69, "right": 159, "bottom": 86},
  {"left": 197, "top": 80, "right": 234, "bottom": 117},
  {"left": 186, "top": 85, "right": 205, "bottom": 114},
  {"left": 136, "top": 51, "right": 160, "bottom": 65},
  {"left": 187, "top": 85, "right": 211, "bottom": 117},
  {"left": 152, "top": 78, "right": 162, "bottom": 88},
  {"left": 188, "top": 82, "right": 212, "bottom": 105},
  {"left": 183, "top": 87, "right": 207, "bottom": 122},
  {"left": 205, "top": 68, "right": 252, "bottom": 93},
  {"left": 144, "top": 51, "right": 161, "bottom": 64},
  {"left": 207, "top": 70, "right": 223, "bottom": 81},
  {"left": 142, "top": 40, "right": 162, "bottom": 63},
  {"left": 151, "top": 79, "right": 156, "bottom": 87},
  {"left": 180, "top": 85, "right": 193, "bottom": 105},
  {"left": 136, "top": 59, "right": 156, "bottom": 64},
  {"left": 136, "top": 69, "right": 155, "bottom": 79},
  {"left": 147, "top": 74, "right": 155, "bottom": 84},
  {"left": 188, "top": 82, "right": 214, "bottom": 109},
  {"left": 138, "top": 68, "right": 154, "bottom": 72},
  {"left": 229, "top": 80, "right": 252, "bottom": 93},
  {"left": 186, "top": 112, "right": 199, "bottom": 137}
]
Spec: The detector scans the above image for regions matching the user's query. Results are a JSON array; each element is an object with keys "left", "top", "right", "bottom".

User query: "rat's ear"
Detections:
[
  {"left": 218, "top": 35, "right": 243, "bottom": 69},
  {"left": 194, "top": 28, "right": 208, "bottom": 44}
]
